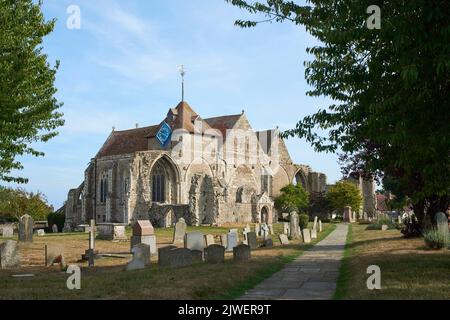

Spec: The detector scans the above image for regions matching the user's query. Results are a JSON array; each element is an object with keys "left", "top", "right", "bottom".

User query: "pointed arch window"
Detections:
[
  {"left": 151, "top": 162, "right": 166, "bottom": 203},
  {"left": 100, "top": 173, "right": 108, "bottom": 203}
]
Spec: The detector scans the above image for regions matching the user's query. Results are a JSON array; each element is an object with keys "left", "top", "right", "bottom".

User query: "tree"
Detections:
[
  {"left": 274, "top": 183, "right": 309, "bottom": 214},
  {"left": 0, "top": 186, "right": 53, "bottom": 221},
  {"left": 226, "top": 0, "right": 450, "bottom": 226},
  {"left": 308, "top": 191, "right": 331, "bottom": 218},
  {"left": 327, "top": 181, "right": 362, "bottom": 213},
  {"left": 0, "top": 0, "right": 64, "bottom": 183}
]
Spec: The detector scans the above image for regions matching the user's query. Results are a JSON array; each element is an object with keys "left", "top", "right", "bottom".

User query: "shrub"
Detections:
[
  {"left": 401, "top": 213, "right": 422, "bottom": 238},
  {"left": 423, "top": 229, "right": 448, "bottom": 250},
  {"left": 366, "top": 216, "right": 396, "bottom": 230},
  {"left": 299, "top": 214, "right": 309, "bottom": 230}
]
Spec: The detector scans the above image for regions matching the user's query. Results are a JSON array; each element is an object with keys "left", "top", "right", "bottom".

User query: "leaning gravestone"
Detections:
[
  {"left": 204, "top": 234, "right": 215, "bottom": 247},
  {"left": 158, "top": 245, "right": 177, "bottom": 266},
  {"left": 246, "top": 232, "right": 258, "bottom": 250},
  {"left": 0, "top": 240, "right": 20, "bottom": 269},
  {"left": 185, "top": 232, "right": 205, "bottom": 251},
  {"left": 435, "top": 212, "right": 449, "bottom": 239},
  {"left": 173, "top": 218, "right": 187, "bottom": 244},
  {"left": 289, "top": 212, "right": 301, "bottom": 240},
  {"left": 318, "top": 220, "right": 323, "bottom": 232},
  {"left": 311, "top": 229, "right": 317, "bottom": 239},
  {"left": 2, "top": 225, "right": 14, "bottom": 238},
  {"left": 233, "top": 244, "right": 251, "bottom": 262},
  {"left": 169, "top": 248, "right": 193, "bottom": 268},
  {"left": 205, "top": 244, "right": 225, "bottom": 264},
  {"left": 268, "top": 224, "right": 274, "bottom": 235},
  {"left": 279, "top": 234, "right": 290, "bottom": 245},
  {"left": 313, "top": 216, "right": 318, "bottom": 231},
  {"left": 302, "top": 228, "right": 311, "bottom": 243},
  {"left": 19, "top": 214, "right": 34, "bottom": 242},
  {"left": 126, "top": 243, "right": 151, "bottom": 271},
  {"left": 52, "top": 224, "right": 58, "bottom": 233},
  {"left": 226, "top": 230, "right": 238, "bottom": 252},
  {"left": 131, "top": 220, "right": 156, "bottom": 255}
]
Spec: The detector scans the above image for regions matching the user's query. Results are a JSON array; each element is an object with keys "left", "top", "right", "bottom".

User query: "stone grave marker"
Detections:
[
  {"left": 158, "top": 245, "right": 177, "bottom": 267},
  {"left": 289, "top": 212, "right": 301, "bottom": 239},
  {"left": 246, "top": 232, "right": 258, "bottom": 249},
  {"left": 131, "top": 220, "right": 156, "bottom": 255},
  {"left": 205, "top": 244, "right": 225, "bottom": 264},
  {"left": 191, "top": 250, "right": 203, "bottom": 263},
  {"left": 283, "top": 222, "right": 290, "bottom": 235},
  {"left": 254, "top": 223, "right": 261, "bottom": 236},
  {"left": 0, "top": 240, "right": 20, "bottom": 269},
  {"left": 302, "top": 228, "right": 311, "bottom": 243},
  {"left": 435, "top": 212, "right": 449, "bottom": 238},
  {"left": 204, "top": 234, "right": 215, "bottom": 247},
  {"left": 173, "top": 218, "right": 187, "bottom": 244},
  {"left": 319, "top": 220, "right": 323, "bottom": 232},
  {"left": 169, "top": 248, "right": 193, "bottom": 268},
  {"left": 263, "top": 239, "right": 273, "bottom": 247},
  {"left": 126, "top": 243, "right": 151, "bottom": 271},
  {"left": 45, "top": 244, "right": 66, "bottom": 268},
  {"left": 261, "top": 224, "right": 270, "bottom": 240},
  {"left": 311, "top": 228, "right": 317, "bottom": 239},
  {"left": 343, "top": 206, "right": 354, "bottom": 223},
  {"left": 19, "top": 214, "right": 33, "bottom": 242},
  {"left": 226, "top": 230, "right": 238, "bottom": 252},
  {"left": 381, "top": 225, "right": 388, "bottom": 231},
  {"left": 36, "top": 229, "right": 45, "bottom": 236},
  {"left": 2, "top": 225, "right": 14, "bottom": 238},
  {"left": 279, "top": 234, "right": 290, "bottom": 245},
  {"left": 185, "top": 232, "right": 205, "bottom": 251},
  {"left": 313, "top": 216, "right": 318, "bottom": 231},
  {"left": 52, "top": 224, "right": 58, "bottom": 233},
  {"left": 268, "top": 224, "right": 274, "bottom": 235},
  {"left": 233, "top": 244, "right": 251, "bottom": 262},
  {"left": 220, "top": 234, "right": 227, "bottom": 248}
]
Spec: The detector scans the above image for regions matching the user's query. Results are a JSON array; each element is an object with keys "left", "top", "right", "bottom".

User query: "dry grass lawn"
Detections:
[
  {"left": 0, "top": 222, "right": 334, "bottom": 300},
  {"left": 335, "top": 223, "right": 450, "bottom": 300}
]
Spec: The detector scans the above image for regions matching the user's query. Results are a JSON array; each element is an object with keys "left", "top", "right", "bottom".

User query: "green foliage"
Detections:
[
  {"left": 423, "top": 229, "right": 449, "bottom": 250},
  {"left": 298, "top": 213, "right": 309, "bottom": 230},
  {"left": 401, "top": 213, "right": 422, "bottom": 238},
  {"left": 0, "top": 186, "right": 53, "bottom": 221},
  {"left": 226, "top": 0, "right": 450, "bottom": 219},
  {"left": 326, "top": 181, "right": 362, "bottom": 212},
  {"left": 47, "top": 211, "right": 65, "bottom": 232},
  {"left": 366, "top": 215, "right": 396, "bottom": 230},
  {"left": 274, "top": 184, "right": 309, "bottom": 214},
  {"left": 308, "top": 191, "right": 331, "bottom": 218},
  {"left": 0, "top": 0, "right": 64, "bottom": 183}
]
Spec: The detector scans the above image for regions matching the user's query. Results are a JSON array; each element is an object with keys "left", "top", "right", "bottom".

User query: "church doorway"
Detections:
[{"left": 261, "top": 206, "right": 269, "bottom": 224}]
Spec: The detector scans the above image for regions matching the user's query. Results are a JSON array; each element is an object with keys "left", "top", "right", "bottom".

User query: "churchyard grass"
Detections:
[
  {"left": 0, "top": 223, "right": 334, "bottom": 299},
  {"left": 334, "top": 223, "right": 450, "bottom": 300}
]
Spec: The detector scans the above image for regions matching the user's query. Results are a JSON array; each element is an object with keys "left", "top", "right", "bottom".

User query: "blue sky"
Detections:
[{"left": 8, "top": 0, "right": 342, "bottom": 208}]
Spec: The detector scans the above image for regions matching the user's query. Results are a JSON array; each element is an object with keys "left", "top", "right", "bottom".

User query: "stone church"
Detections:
[{"left": 63, "top": 101, "right": 328, "bottom": 229}]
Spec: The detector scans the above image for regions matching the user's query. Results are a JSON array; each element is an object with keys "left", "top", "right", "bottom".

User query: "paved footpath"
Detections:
[{"left": 239, "top": 223, "right": 349, "bottom": 300}]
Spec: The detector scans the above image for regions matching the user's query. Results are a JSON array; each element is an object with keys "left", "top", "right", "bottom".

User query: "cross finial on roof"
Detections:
[{"left": 179, "top": 65, "right": 186, "bottom": 102}]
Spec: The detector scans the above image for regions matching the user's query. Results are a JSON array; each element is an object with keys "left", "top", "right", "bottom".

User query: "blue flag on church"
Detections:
[{"left": 156, "top": 121, "right": 172, "bottom": 147}]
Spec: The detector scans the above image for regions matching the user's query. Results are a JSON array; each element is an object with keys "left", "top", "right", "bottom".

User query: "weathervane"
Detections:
[{"left": 179, "top": 65, "right": 185, "bottom": 102}]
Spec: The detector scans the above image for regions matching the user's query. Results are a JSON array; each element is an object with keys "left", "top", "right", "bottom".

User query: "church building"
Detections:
[{"left": 63, "top": 101, "right": 328, "bottom": 229}]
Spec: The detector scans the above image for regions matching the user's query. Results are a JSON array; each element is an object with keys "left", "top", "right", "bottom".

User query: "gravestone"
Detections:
[
  {"left": 261, "top": 224, "right": 270, "bottom": 240},
  {"left": 311, "top": 229, "right": 317, "bottom": 239},
  {"left": 113, "top": 225, "right": 127, "bottom": 240},
  {"left": 289, "top": 212, "right": 301, "bottom": 240},
  {"left": 220, "top": 234, "right": 227, "bottom": 248},
  {"left": 191, "top": 250, "right": 203, "bottom": 263},
  {"left": 185, "top": 232, "right": 205, "bottom": 251},
  {"left": 263, "top": 239, "right": 273, "bottom": 247},
  {"left": 313, "top": 216, "right": 318, "bottom": 231},
  {"left": 343, "top": 206, "right": 354, "bottom": 223},
  {"left": 158, "top": 245, "right": 177, "bottom": 266},
  {"left": 268, "top": 224, "right": 274, "bottom": 235},
  {"left": 45, "top": 244, "right": 65, "bottom": 268},
  {"left": 173, "top": 218, "right": 187, "bottom": 244},
  {"left": 279, "top": 234, "right": 290, "bottom": 245},
  {"left": 302, "top": 228, "right": 311, "bottom": 243},
  {"left": 205, "top": 244, "right": 225, "bottom": 264},
  {"left": 97, "top": 223, "right": 127, "bottom": 241},
  {"left": 226, "top": 230, "right": 238, "bottom": 252},
  {"left": 131, "top": 220, "right": 156, "bottom": 255},
  {"left": 283, "top": 222, "right": 290, "bottom": 235},
  {"left": 254, "top": 223, "right": 261, "bottom": 236},
  {"left": 246, "top": 232, "right": 258, "bottom": 249},
  {"left": 435, "top": 212, "right": 449, "bottom": 238},
  {"left": 37, "top": 229, "right": 45, "bottom": 236},
  {"left": 381, "top": 225, "right": 388, "bottom": 231},
  {"left": 169, "top": 248, "right": 193, "bottom": 268},
  {"left": 204, "top": 234, "right": 215, "bottom": 247},
  {"left": 242, "top": 225, "right": 251, "bottom": 245},
  {"left": 233, "top": 244, "right": 251, "bottom": 262},
  {"left": 126, "top": 243, "right": 151, "bottom": 271},
  {"left": 19, "top": 214, "right": 34, "bottom": 242},
  {"left": 0, "top": 240, "right": 20, "bottom": 269},
  {"left": 52, "top": 224, "right": 58, "bottom": 233},
  {"left": 2, "top": 225, "right": 14, "bottom": 238},
  {"left": 319, "top": 220, "right": 323, "bottom": 232}
]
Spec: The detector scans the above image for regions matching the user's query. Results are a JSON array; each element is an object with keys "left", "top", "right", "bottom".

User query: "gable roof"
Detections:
[
  {"left": 204, "top": 114, "right": 242, "bottom": 138},
  {"left": 96, "top": 125, "right": 159, "bottom": 157}
]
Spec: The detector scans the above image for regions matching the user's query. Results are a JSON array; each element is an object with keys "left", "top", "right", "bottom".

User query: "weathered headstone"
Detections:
[
  {"left": 205, "top": 244, "right": 225, "bottom": 264},
  {"left": 319, "top": 220, "right": 323, "bottom": 232},
  {"left": 435, "top": 212, "right": 449, "bottom": 238},
  {"left": 289, "top": 212, "right": 301, "bottom": 239},
  {"left": 169, "top": 248, "right": 193, "bottom": 268},
  {"left": 185, "top": 232, "right": 205, "bottom": 251},
  {"left": 263, "top": 238, "right": 273, "bottom": 247},
  {"left": 220, "top": 234, "right": 227, "bottom": 248},
  {"left": 246, "top": 232, "right": 258, "bottom": 249},
  {"left": 226, "top": 230, "right": 238, "bottom": 252},
  {"left": 254, "top": 223, "right": 261, "bottom": 236},
  {"left": 97, "top": 223, "right": 127, "bottom": 241},
  {"left": 313, "top": 216, "right": 318, "bottom": 231},
  {"left": 381, "top": 224, "right": 388, "bottom": 231},
  {"left": 51, "top": 224, "right": 58, "bottom": 233},
  {"left": 268, "top": 224, "right": 274, "bottom": 235},
  {"left": 2, "top": 225, "right": 14, "bottom": 238},
  {"left": 233, "top": 244, "right": 251, "bottom": 262},
  {"left": 0, "top": 240, "right": 20, "bottom": 269},
  {"left": 126, "top": 243, "right": 151, "bottom": 271},
  {"left": 204, "top": 234, "right": 215, "bottom": 247},
  {"left": 36, "top": 229, "right": 45, "bottom": 236},
  {"left": 343, "top": 206, "right": 354, "bottom": 223},
  {"left": 131, "top": 220, "right": 156, "bottom": 255},
  {"left": 18, "top": 214, "right": 34, "bottom": 242},
  {"left": 113, "top": 225, "right": 127, "bottom": 240},
  {"left": 311, "top": 228, "right": 317, "bottom": 239},
  {"left": 279, "top": 234, "right": 290, "bottom": 245},
  {"left": 283, "top": 222, "right": 290, "bottom": 235},
  {"left": 302, "top": 228, "right": 311, "bottom": 243},
  {"left": 89, "top": 219, "right": 95, "bottom": 250},
  {"left": 45, "top": 244, "right": 65, "bottom": 268},
  {"left": 158, "top": 245, "right": 177, "bottom": 266},
  {"left": 261, "top": 224, "right": 270, "bottom": 240},
  {"left": 191, "top": 250, "right": 203, "bottom": 263},
  {"left": 173, "top": 217, "right": 187, "bottom": 244}
]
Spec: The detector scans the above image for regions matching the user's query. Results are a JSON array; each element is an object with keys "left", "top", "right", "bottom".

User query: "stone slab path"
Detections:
[{"left": 239, "top": 223, "right": 349, "bottom": 300}]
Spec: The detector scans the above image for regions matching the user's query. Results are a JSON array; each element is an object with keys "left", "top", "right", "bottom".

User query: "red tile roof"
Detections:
[{"left": 204, "top": 114, "right": 242, "bottom": 138}]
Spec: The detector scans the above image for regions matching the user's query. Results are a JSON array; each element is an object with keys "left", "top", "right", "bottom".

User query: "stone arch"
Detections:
[
  {"left": 293, "top": 169, "right": 308, "bottom": 189},
  {"left": 149, "top": 154, "right": 181, "bottom": 204},
  {"left": 261, "top": 206, "right": 269, "bottom": 224}
]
